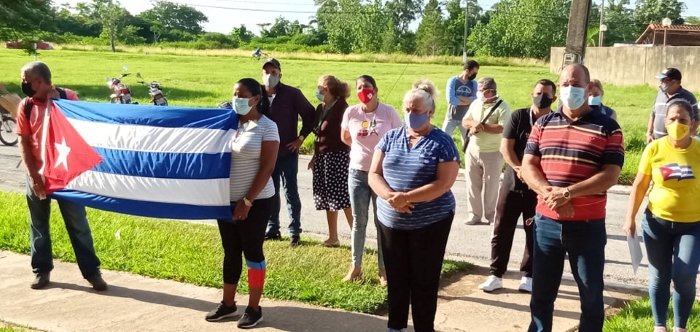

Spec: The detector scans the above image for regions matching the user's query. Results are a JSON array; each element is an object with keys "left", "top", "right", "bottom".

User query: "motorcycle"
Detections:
[
  {"left": 106, "top": 66, "right": 137, "bottom": 104},
  {"left": 136, "top": 73, "right": 168, "bottom": 106}
]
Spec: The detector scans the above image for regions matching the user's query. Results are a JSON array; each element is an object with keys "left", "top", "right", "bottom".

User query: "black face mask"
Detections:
[
  {"left": 21, "top": 81, "right": 36, "bottom": 97},
  {"left": 468, "top": 73, "right": 477, "bottom": 81},
  {"left": 532, "top": 94, "right": 553, "bottom": 109}
]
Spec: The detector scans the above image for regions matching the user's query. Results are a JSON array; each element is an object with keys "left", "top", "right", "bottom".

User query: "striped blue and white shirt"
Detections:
[{"left": 376, "top": 126, "right": 460, "bottom": 230}]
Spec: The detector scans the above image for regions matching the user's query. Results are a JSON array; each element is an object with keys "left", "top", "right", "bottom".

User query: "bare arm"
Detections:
[
  {"left": 647, "top": 113, "right": 655, "bottom": 137},
  {"left": 481, "top": 124, "right": 503, "bottom": 134},
  {"left": 521, "top": 154, "right": 551, "bottom": 196},
  {"left": 244, "top": 140, "right": 279, "bottom": 201},
  {"left": 625, "top": 172, "right": 651, "bottom": 224},
  {"left": 404, "top": 161, "right": 460, "bottom": 203},
  {"left": 500, "top": 138, "right": 521, "bottom": 169},
  {"left": 368, "top": 150, "right": 394, "bottom": 200},
  {"left": 568, "top": 164, "right": 621, "bottom": 198},
  {"left": 340, "top": 128, "right": 352, "bottom": 146}
]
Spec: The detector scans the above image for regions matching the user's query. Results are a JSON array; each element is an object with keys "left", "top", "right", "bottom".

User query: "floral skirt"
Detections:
[{"left": 312, "top": 151, "right": 351, "bottom": 211}]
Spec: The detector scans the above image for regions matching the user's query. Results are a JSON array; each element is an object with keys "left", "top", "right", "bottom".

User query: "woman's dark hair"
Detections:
[
  {"left": 236, "top": 78, "right": 270, "bottom": 115},
  {"left": 668, "top": 99, "right": 698, "bottom": 121},
  {"left": 357, "top": 75, "right": 377, "bottom": 90}
]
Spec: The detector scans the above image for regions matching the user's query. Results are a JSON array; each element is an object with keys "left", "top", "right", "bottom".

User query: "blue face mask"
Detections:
[
  {"left": 560, "top": 85, "right": 587, "bottom": 110},
  {"left": 588, "top": 95, "right": 602, "bottom": 106},
  {"left": 406, "top": 112, "right": 430, "bottom": 129},
  {"left": 315, "top": 88, "right": 324, "bottom": 101},
  {"left": 233, "top": 97, "right": 252, "bottom": 116}
]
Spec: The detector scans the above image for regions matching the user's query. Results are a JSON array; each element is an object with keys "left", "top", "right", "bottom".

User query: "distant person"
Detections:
[
  {"left": 461, "top": 77, "right": 511, "bottom": 225},
  {"left": 478, "top": 79, "right": 556, "bottom": 293},
  {"left": 522, "top": 63, "right": 624, "bottom": 332},
  {"left": 252, "top": 47, "right": 262, "bottom": 60},
  {"left": 588, "top": 79, "right": 617, "bottom": 120},
  {"left": 647, "top": 68, "right": 698, "bottom": 143},
  {"left": 262, "top": 58, "right": 316, "bottom": 247},
  {"left": 309, "top": 75, "right": 352, "bottom": 247},
  {"left": 16, "top": 61, "right": 107, "bottom": 291},
  {"left": 340, "top": 74, "right": 402, "bottom": 284},
  {"left": 442, "top": 60, "right": 479, "bottom": 149},
  {"left": 206, "top": 78, "right": 278, "bottom": 328},
  {"left": 369, "top": 79, "right": 460, "bottom": 332},
  {"left": 625, "top": 99, "right": 700, "bottom": 332}
]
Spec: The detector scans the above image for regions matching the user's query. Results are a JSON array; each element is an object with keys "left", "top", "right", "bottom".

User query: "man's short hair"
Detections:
[
  {"left": 463, "top": 60, "right": 479, "bottom": 71},
  {"left": 561, "top": 63, "right": 590, "bottom": 84},
  {"left": 535, "top": 79, "right": 557, "bottom": 95},
  {"left": 21, "top": 61, "right": 52, "bottom": 84},
  {"left": 478, "top": 77, "right": 497, "bottom": 91}
]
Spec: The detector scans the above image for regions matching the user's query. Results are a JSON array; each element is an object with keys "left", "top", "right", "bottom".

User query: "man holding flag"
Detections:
[{"left": 17, "top": 61, "right": 107, "bottom": 291}]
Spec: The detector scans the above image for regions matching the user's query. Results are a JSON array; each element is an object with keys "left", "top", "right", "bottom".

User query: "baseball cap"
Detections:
[
  {"left": 262, "top": 58, "right": 281, "bottom": 71},
  {"left": 656, "top": 68, "right": 682, "bottom": 81}
]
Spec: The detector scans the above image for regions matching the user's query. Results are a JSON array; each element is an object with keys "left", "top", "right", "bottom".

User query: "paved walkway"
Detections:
[{"left": 0, "top": 251, "right": 642, "bottom": 332}]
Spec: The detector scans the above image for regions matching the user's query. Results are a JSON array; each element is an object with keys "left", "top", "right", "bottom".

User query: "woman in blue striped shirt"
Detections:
[{"left": 368, "top": 79, "right": 460, "bottom": 332}]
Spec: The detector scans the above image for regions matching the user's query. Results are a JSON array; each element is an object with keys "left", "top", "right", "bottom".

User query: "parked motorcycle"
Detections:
[
  {"left": 106, "top": 66, "right": 137, "bottom": 104},
  {"left": 136, "top": 73, "right": 168, "bottom": 106}
]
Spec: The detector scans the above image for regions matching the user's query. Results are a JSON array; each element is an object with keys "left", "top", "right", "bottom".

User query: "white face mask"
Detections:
[
  {"left": 560, "top": 85, "right": 586, "bottom": 110},
  {"left": 233, "top": 97, "right": 252, "bottom": 116},
  {"left": 476, "top": 91, "right": 486, "bottom": 102},
  {"left": 262, "top": 74, "right": 279, "bottom": 88}
]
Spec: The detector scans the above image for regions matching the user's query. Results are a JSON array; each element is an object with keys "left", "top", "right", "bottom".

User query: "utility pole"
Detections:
[
  {"left": 462, "top": 0, "right": 469, "bottom": 63},
  {"left": 563, "top": 0, "right": 593, "bottom": 66},
  {"left": 598, "top": 0, "right": 605, "bottom": 47}
]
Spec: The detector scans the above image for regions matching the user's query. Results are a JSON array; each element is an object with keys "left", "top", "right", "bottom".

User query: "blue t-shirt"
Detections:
[{"left": 376, "top": 126, "right": 460, "bottom": 230}]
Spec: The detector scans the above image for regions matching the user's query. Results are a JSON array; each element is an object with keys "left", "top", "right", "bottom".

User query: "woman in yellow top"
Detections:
[{"left": 625, "top": 99, "right": 700, "bottom": 332}]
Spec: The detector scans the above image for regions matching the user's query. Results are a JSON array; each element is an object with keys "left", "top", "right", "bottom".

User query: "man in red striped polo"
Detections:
[{"left": 522, "top": 63, "right": 625, "bottom": 332}]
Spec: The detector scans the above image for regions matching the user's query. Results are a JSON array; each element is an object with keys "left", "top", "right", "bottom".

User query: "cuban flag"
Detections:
[{"left": 39, "top": 100, "right": 238, "bottom": 220}]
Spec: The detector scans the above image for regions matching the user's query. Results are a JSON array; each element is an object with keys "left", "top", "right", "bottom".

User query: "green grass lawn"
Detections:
[
  {"left": 0, "top": 191, "right": 470, "bottom": 314},
  {"left": 605, "top": 298, "right": 700, "bottom": 331},
  {"left": 1, "top": 48, "right": 695, "bottom": 184}
]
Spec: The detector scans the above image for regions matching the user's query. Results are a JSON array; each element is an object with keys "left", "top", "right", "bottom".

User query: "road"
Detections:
[{"left": 0, "top": 144, "right": 655, "bottom": 291}]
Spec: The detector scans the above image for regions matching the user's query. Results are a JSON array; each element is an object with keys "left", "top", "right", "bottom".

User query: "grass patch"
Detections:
[
  {"left": 1, "top": 48, "right": 694, "bottom": 184},
  {"left": 0, "top": 191, "right": 471, "bottom": 314},
  {"left": 604, "top": 297, "right": 700, "bottom": 331}
]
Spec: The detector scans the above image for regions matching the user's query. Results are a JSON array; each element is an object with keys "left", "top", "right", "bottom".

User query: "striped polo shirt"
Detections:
[
  {"left": 229, "top": 115, "right": 279, "bottom": 202},
  {"left": 524, "top": 106, "right": 625, "bottom": 220}
]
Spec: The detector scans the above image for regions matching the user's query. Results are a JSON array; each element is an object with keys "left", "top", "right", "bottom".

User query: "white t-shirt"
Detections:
[
  {"left": 229, "top": 115, "right": 280, "bottom": 201},
  {"left": 341, "top": 102, "right": 403, "bottom": 171}
]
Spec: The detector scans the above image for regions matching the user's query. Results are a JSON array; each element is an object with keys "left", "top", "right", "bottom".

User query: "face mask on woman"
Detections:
[
  {"left": 233, "top": 97, "right": 253, "bottom": 116},
  {"left": 588, "top": 95, "right": 602, "bottom": 106},
  {"left": 406, "top": 111, "right": 430, "bottom": 129},
  {"left": 358, "top": 88, "right": 374, "bottom": 104},
  {"left": 666, "top": 121, "right": 690, "bottom": 140},
  {"left": 315, "top": 88, "right": 324, "bottom": 101}
]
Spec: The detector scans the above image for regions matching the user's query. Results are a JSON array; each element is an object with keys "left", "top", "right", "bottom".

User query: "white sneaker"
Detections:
[
  {"left": 518, "top": 277, "right": 533, "bottom": 293},
  {"left": 478, "top": 275, "right": 503, "bottom": 292}
]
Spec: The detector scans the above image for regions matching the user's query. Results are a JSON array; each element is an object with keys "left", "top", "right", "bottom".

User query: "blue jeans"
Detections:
[
  {"left": 529, "top": 214, "right": 606, "bottom": 332},
  {"left": 441, "top": 118, "right": 467, "bottom": 145},
  {"left": 26, "top": 181, "right": 101, "bottom": 278},
  {"left": 642, "top": 209, "right": 700, "bottom": 329},
  {"left": 348, "top": 169, "right": 384, "bottom": 269},
  {"left": 266, "top": 153, "right": 302, "bottom": 237}
]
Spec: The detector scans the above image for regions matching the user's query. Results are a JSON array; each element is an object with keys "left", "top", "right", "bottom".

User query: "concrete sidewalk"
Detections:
[{"left": 0, "top": 251, "right": 642, "bottom": 332}]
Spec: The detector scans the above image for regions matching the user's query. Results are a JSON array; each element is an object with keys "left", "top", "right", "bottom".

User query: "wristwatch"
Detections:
[
  {"left": 563, "top": 188, "right": 571, "bottom": 200},
  {"left": 243, "top": 197, "right": 253, "bottom": 207}
]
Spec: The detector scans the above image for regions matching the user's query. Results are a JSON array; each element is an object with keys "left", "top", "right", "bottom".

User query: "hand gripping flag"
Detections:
[{"left": 40, "top": 100, "right": 238, "bottom": 220}]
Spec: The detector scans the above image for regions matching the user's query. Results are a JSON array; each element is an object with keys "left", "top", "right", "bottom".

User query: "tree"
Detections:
[
  {"left": 231, "top": 25, "right": 254, "bottom": 44},
  {"left": 633, "top": 0, "right": 686, "bottom": 33},
  {"left": 77, "top": 0, "right": 129, "bottom": 52},
  {"left": 0, "top": 0, "right": 56, "bottom": 42},
  {"left": 415, "top": 0, "right": 444, "bottom": 55},
  {"left": 686, "top": 16, "right": 700, "bottom": 25},
  {"left": 443, "top": 0, "right": 482, "bottom": 56},
  {"left": 602, "top": 0, "right": 638, "bottom": 44},
  {"left": 267, "top": 17, "right": 293, "bottom": 37},
  {"left": 139, "top": 0, "right": 208, "bottom": 37}
]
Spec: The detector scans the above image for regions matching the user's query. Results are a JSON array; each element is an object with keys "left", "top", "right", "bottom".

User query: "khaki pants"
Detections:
[{"left": 465, "top": 148, "right": 503, "bottom": 223}]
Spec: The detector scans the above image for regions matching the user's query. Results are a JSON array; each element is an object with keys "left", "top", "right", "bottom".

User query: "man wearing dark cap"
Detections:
[
  {"left": 261, "top": 58, "right": 315, "bottom": 247},
  {"left": 646, "top": 68, "right": 698, "bottom": 142}
]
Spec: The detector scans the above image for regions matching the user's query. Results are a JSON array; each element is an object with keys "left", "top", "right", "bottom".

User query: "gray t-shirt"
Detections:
[
  {"left": 652, "top": 87, "right": 698, "bottom": 138},
  {"left": 229, "top": 115, "right": 279, "bottom": 201}
]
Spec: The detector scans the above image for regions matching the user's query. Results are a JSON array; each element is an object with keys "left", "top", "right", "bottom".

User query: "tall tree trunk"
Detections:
[{"left": 109, "top": 26, "right": 116, "bottom": 52}]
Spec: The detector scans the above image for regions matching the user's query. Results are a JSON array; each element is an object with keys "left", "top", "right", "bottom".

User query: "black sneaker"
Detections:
[
  {"left": 237, "top": 306, "right": 263, "bottom": 329},
  {"left": 290, "top": 236, "right": 301, "bottom": 247},
  {"left": 264, "top": 232, "right": 281, "bottom": 241},
  {"left": 30, "top": 272, "right": 50, "bottom": 289},
  {"left": 205, "top": 301, "right": 238, "bottom": 322},
  {"left": 86, "top": 273, "right": 108, "bottom": 291}
]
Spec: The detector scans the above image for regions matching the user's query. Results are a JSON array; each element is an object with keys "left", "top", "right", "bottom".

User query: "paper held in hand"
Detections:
[
  {"left": 627, "top": 233, "right": 644, "bottom": 274},
  {"left": 0, "top": 93, "right": 22, "bottom": 119}
]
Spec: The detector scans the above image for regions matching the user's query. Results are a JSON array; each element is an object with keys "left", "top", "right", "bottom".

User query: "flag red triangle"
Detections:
[
  {"left": 659, "top": 166, "right": 673, "bottom": 180},
  {"left": 43, "top": 102, "right": 103, "bottom": 194}
]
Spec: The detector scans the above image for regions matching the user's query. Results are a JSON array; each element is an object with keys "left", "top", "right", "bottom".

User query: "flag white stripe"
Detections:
[
  {"left": 66, "top": 118, "right": 235, "bottom": 154},
  {"left": 65, "top": 171, "right": 230, "bottom": 206}
]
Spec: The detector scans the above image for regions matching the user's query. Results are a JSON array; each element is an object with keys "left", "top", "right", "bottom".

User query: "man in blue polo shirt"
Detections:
[{"left": 646, "top": 68, "right": 698, "bottom": 142}]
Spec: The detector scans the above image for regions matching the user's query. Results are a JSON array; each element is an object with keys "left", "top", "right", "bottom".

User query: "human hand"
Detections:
[
  {"left": 474, "top": 123, "right": 484, "bottom": 132},
  {"left": 513, "top": 166, "right": 524, "bottom": 181},
  {"left": 554, "top": 202, "right": 574, "bottom": 218},
  {"left": 233, "top": 200, "right": 251, "bottom": 220},
  {"left": 469, "top": 127, "right": 480, "bottom": 135},
  {"left": 646, "top": 133, "right": 654, "bottom": 144},
  {"left": 287, "top": 138, "right": 303, "bottom": 152},
  {"left": 544, "top": 187, "right": 570, "bottom": 210},
  {"left": 47, "top": 87, "right": 60, "bottom": 100},
  {"left": 623, "top": 220, "right": 637, "bottom": 238},
  {"left": 387, "top": 192, "right": 414, "bottom": 212},
  {"left": 30, "top": 174, "right": 46, "bottom": 199},
  {"left": 307, "top": 158, "right": 314, "bottom": 170}
]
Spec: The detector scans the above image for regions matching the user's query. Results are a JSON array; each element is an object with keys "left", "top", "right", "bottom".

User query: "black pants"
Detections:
[
  {"left": 217, "top": 197, "right": 273, "bottom": 285},
  {"left": 490, "top": 187, "right": 536, "bottom": 278},
  {"left": 377, "top": 213, "right": 453, "bottom": 332}
]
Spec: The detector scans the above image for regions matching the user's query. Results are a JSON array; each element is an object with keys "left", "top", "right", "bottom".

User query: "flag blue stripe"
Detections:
[
  {"left": 52, "top": 190, "right": 232, "bottom": 220},
  {"left": 54, "top": 100, "right": 239, "bottom": 130},
  {"left": 91, "top": 148, "right": 231, "bottom": 179}
]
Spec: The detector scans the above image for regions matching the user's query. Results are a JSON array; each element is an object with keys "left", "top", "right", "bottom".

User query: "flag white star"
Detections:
[{"left": 54, "top": 137, "right": 71, "bottom": 171}]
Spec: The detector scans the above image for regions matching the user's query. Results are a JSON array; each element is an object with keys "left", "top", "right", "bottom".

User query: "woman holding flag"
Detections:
[{"left": 206, "top": 78, "right": 279, "bottom": 329}]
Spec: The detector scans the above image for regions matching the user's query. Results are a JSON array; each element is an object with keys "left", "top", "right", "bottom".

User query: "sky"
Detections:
[{"left": 61, "top": 0, "right": 700, "bottom": 35}]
